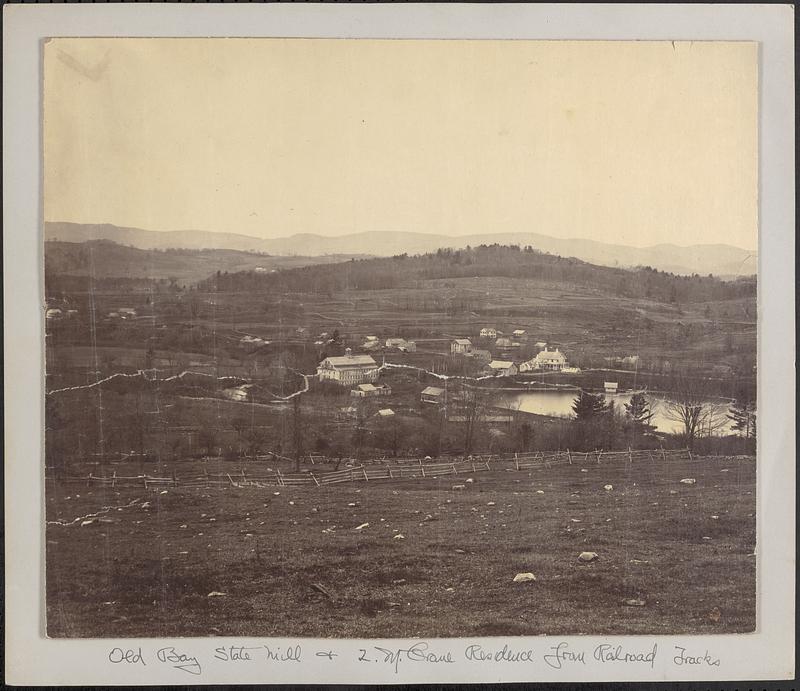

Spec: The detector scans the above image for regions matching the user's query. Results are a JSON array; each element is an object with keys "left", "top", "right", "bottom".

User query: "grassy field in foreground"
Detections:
[{"left": 45, "top": 454, "right": 755, "bottom": 638}]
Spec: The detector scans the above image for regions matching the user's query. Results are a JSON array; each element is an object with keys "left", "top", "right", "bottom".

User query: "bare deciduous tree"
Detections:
[{"left": 661, "top": 375, "right": 719, "bottom": 448}]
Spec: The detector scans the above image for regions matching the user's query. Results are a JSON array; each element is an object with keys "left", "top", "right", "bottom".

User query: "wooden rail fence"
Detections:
[{"left": 47, "top": 448, "right": 700, "bottom": 490}]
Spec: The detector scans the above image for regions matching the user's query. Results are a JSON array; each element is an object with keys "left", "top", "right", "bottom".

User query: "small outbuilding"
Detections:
[{"left": 420, "top": 386, "right": 445, "bottom": 404}]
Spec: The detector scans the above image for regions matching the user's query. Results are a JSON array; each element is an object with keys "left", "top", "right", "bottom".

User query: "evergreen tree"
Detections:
[
  {"left": 728, "top": 398, "right": 756, "bottom": 440},
  {"left": 624, "top": 392, "right": 655, "bottom": 435},
  {"left": 572, "top": 391, "right": 608, "bottom": 420}
]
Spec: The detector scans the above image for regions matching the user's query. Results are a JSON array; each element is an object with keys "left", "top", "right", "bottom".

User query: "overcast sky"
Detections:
[{"left": 44, "top": 38, "right": 757, "bottom": 249}]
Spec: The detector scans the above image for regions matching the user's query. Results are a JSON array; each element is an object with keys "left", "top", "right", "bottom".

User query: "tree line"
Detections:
[{"left": 197, "top": 245, "right": 755, "bottom": 304}]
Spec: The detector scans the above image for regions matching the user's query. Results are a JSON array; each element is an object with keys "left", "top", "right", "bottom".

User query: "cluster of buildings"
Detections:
[
  {"left": 360, "top": 336, "right": 417, "bottom": 353},
  {"left": 450, "top": 330, "right": 576, "bottom": 377},
  {"left": 107, "top": 307, "right": 137, "bottom": 320},
  {"left": 240, "top": 334, "right": 269, "bottom": 347},
  {"left": 45, "top": 306, "right": 78, "bottom": 320}
]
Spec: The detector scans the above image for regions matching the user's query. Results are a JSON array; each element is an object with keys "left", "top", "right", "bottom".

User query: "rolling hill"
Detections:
[
  {"left": 45, "top": 222, "right": 757, "bottom": 278},
  {"left": 44, "top": 240, "right": 368, "bottom": 285}
]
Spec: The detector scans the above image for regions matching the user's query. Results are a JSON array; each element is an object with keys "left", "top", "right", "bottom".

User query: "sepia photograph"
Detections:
[{"left": 42, "top": 37, "right": 760, "bottom": 641}]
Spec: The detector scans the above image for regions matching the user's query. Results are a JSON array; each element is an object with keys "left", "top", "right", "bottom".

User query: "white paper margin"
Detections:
[{"left": 3, "top": 3, "right": 795, "bottom": 685}]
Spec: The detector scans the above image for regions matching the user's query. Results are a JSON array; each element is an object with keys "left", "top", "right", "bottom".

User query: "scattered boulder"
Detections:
[
  {"left": 207, "top": 591, "right": 227, "bottom": 597},
  {"left": 465, "top": 478, "right": 474, "bottom": 484},
  {"left": 578, "top": 551, "right": 599, "bottom": 563},
  {"left": 354, "top": 523, "right": 369, "bottom": 531},
  {"left": 623, "top": 598, "right": 646, "bottom": 607},
  {"left": 604, "top": 484, "right": 613, "bottom": 491},
  {"left": 669, "top": 490, "right": 678, "bottom": 495},
  {"left": 513, "top": 572, "right": 537, "bottom": 583},
  {"left": 452, "top": 485, "right": 466, "bottom": 491},
  {"left": 487, "top": 502, "right": 496, "bottom": 506},
  {"left": 679, "top": 478, "right": 697, "bottom": 485},
  {"left": 393, "top": 534, "right": 405, "bottom": 540}
]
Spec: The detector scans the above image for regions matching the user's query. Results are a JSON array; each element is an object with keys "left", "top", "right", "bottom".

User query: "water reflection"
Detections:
[{"left": 495, "top": 389, "right": 735, "bottom": 435}]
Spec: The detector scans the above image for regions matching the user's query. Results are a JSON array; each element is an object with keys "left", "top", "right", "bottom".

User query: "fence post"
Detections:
[
  {"left": 514, "top": 453, "right": 519, "bottom": 471},
  {"left": 688, "top": 448, "right": 693, "bottom": 461},
  {"left": 628, "top": 447, "right": 633, "bottom": 465},
  {"left": 567, "top": 449, "right": 572, "bottom": 465},
  {"left": 596, "top": 450, "right": 602, "bottom": 465},
  {"left": 363, "top": 467, "right": 369, "bottom": 481},
  {"left": 310, "top": 473, "right": 320, "bottom": 487},
  {"left": 111, "top": 471, "right": 117, "bottom": 489}
]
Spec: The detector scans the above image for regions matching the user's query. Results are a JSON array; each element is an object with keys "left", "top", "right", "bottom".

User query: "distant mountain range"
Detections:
[{"left": 45, "top": 222, "right": 757, "bottom": 278}]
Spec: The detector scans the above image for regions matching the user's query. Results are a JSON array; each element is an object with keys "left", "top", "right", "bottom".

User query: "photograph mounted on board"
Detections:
[{"left": 43, "top": 38, "right": 758, "bottom": 638}]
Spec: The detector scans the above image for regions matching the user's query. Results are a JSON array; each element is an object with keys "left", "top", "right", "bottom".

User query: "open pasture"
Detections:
[{"left": 46, "top": 452, "right": 755, "bottom": 638}]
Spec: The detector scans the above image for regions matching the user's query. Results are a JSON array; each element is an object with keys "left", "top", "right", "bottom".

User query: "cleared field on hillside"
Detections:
[{"left": 46, "top": 453, "right": 755, "bottom": 638}]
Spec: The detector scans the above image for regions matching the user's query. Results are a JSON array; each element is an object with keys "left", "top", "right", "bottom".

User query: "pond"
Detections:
[{"left": 494, "top": 389, "right": 735, "bottom": 435}]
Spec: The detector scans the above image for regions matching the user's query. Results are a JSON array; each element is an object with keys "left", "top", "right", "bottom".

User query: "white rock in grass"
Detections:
[
  {"left": 487, "top": 502, "right": 496, "bottom": 506},
  {"left": 452, "top": 485, "right": 466, "bottom": 491},
  {"left": 536, "top": 490, "right": 545, "bottom": 495},
  {"left": 513, "top": 572, "right": 537, "bottom": 583},
  {"left": 393, "top": 534, "right": 405, "bottom": 540},
  {"left": 354, "top": 523, "right": 369, "bottom": 531},
  {"left": 623, "top": 598, "right": 646, "bottom": 607},
  {"left": 679, "top": 478, "right": 696, "bottom": 485},
  {"left": 207, "top": 591, "right": 227, "bottom": 597},
  {"left": 465, "top": 478, "right": 474, "bottom": 484},
  {"left": 604, "top": 484, "right": 613, "bottom": 491},
  {"left": 578, "top": 551, "right": 599, "bottom": 563}
]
